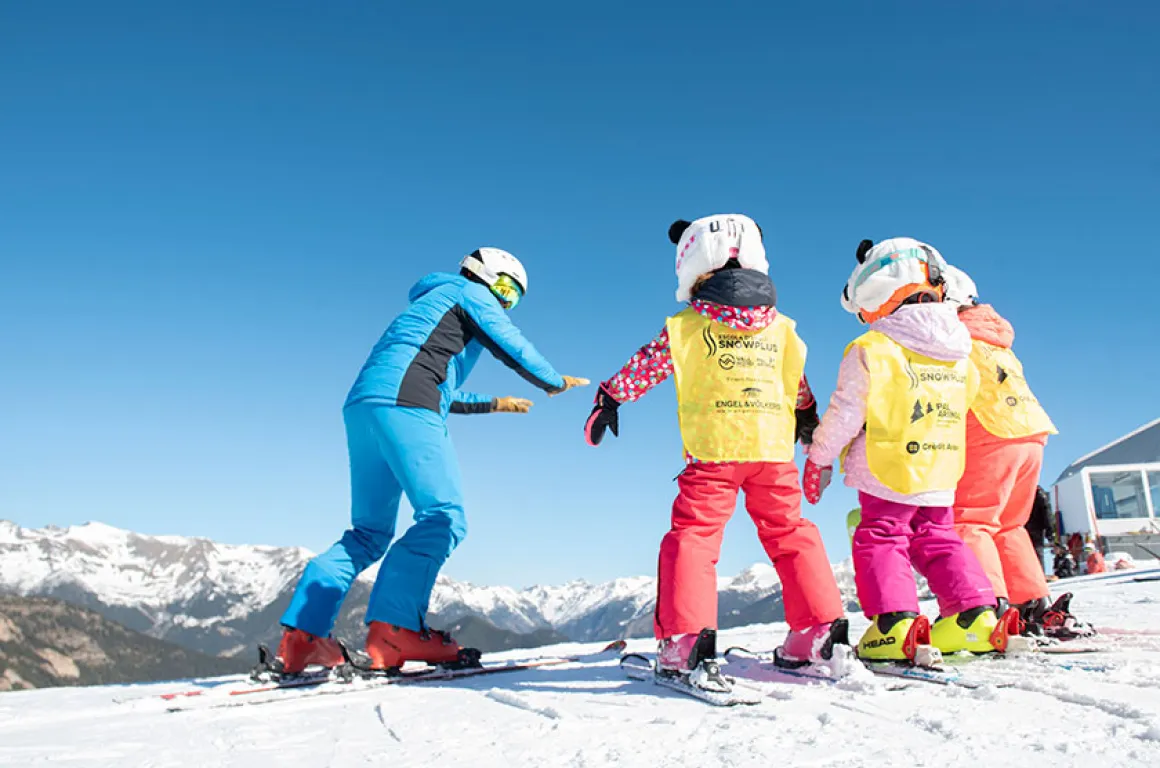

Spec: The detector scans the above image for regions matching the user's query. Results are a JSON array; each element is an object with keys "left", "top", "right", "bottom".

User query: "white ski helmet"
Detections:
[
  {"left": 671, "top": 214, "right": 768, "bottom": 302},
  {"left": 840, "top": 237, "right": 947, "bottom": 324},
  {"left": 460, "top": 247, "right": 529, "bottom": 294},
  {"left": 942, "top": 264, "right": 979, "bottom": 308}
]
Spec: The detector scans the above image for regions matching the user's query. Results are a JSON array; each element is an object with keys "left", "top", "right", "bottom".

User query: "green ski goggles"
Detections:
[{"left": 490, "top": 274, "right": 524, "bottom": 310}]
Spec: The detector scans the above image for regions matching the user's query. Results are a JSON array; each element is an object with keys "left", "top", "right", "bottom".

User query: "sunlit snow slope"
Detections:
[{"left": 1, "top": 571, "right": 1158, "bottom": 767}]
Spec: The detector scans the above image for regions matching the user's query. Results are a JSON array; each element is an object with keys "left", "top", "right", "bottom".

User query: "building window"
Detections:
[
  {"left": 1149, "top": 471, "right": 1160, "bottom": 517},
  {"left": 1089, "top": 471, "right": 1148, "bottom": 520}
]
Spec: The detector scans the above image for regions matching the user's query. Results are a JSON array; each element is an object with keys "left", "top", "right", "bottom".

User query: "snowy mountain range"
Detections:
[{"left": 0, "top": 521, "right": 867, "bottom": 658}]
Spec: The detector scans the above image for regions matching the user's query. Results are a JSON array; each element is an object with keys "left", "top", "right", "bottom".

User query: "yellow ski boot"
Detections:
[
  {"left": 856, "top": 612, "right": 941, "bottom": 666},
  {"left": 931, "top": 606, "right": 1022, "bottom": 654}
]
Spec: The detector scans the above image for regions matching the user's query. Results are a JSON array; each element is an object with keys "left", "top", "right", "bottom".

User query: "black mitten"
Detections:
[
  {"left": 584, "top": 387, "right": 621, "bottom": 446},
  {"left": 795, "top": 402, "right": 819, "bottom": 446}
]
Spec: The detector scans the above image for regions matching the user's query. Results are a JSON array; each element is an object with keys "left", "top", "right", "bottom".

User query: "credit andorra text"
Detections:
[{"left": 906, "top": 441, "right": 962, "bottom": 454}]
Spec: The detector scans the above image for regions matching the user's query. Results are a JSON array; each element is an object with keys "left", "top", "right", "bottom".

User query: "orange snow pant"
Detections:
[
  {"left": 654, "top": 461, "right": 844, "bottom": 639},
  {"left": 953, "top": 427, "right": 1050, "bottom": 604}
]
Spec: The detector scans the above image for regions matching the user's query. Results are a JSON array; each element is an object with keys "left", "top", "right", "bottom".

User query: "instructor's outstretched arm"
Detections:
[
  {"left": 459, "top": 285, "right": 586, "bottom": 396},
  {"left": 449, "top": 390, "right": 495, "bottom": 414}
]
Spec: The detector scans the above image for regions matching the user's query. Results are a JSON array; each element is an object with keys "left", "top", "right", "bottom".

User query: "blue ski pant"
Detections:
[{"left": 281, "top": 402, "right": 467, "bottom": 636}]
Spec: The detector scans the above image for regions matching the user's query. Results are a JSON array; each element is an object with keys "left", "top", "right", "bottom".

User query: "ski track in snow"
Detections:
[
  {"left": 485, "top": 688, "right": 566, "bottom": 721},
  {"left": 2, "top": 580, "right": 1160, "bottom": 767},
  {"left": 374, "top": 702, "right": 404, "bottom": 742}
]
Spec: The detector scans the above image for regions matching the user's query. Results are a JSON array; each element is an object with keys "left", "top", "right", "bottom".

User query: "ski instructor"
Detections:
[{"left": 275, "top": 248, "right": 588, "bottom": 674}]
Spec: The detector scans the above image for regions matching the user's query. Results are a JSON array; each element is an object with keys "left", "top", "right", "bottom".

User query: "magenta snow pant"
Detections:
[{"left": 853, "top": 492, "right": 995, "bottom": 618}]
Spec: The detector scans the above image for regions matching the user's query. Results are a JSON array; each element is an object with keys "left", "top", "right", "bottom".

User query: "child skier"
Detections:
[
  {"left": 803, "top": 238, "right": 1017, "bottom": 663},
  {"left": 584, "top": 214, "right": 848, "bottom": 689},
  {"left": 275, "top": 248, "right": 587, "bottom": 675},
  {"left": 1053, "top": 546, "right": 1078, "bottom": 579},
  {"left": 941, "top": 265, "right": 1094, "bottom": 639},
  {"left": 1085, "top": 545, "right": 1107, "bottom": 575}
]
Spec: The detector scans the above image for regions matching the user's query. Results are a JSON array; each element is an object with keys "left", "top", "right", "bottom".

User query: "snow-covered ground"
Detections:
[{"left": 2, "top": 570, "right": 1159, "bottom": 768}]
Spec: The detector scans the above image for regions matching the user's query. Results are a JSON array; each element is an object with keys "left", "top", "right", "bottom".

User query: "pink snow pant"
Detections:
[
  {"left": 853, "top": 492, "right": 995, "bottom": 618},
  {"left": 654, "top": 461, "right": 845, "bottom": 639}
]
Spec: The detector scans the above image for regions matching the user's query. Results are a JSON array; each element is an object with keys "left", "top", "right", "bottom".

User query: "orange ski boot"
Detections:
[
  {"left": 275, "top": 627, "right": 346, "bottom": 675},
  {"left": 365, "top": 622, "right": 472, "bottom": 671}
]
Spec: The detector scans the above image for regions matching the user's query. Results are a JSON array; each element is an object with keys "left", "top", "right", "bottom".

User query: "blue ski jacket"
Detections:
[{"left": 345, "top": 273, "right": 566, "bottom": 417}]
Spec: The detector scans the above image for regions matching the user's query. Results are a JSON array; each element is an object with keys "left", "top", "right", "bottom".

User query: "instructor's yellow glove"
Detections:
[
  {"left": 552, "top": 376, "right": 590, "bottom": 396},
  {"left": 493, "top": 397, "right": 533, "bottom": 414}
]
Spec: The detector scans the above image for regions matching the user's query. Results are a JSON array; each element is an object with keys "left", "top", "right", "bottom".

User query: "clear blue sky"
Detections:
[{"left": 2, "top": 2, "right": 1156, "bottom": 588}]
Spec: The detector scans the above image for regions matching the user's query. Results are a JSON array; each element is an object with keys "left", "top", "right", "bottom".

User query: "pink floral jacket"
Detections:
[{"left": 600, "top": 299, "right": 815, "bottom": 464}]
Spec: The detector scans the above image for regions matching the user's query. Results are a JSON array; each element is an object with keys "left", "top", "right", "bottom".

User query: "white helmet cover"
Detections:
[
  {"left": 673, "top": 214, "right": 768, "bottom": 302},
  {"left": 941, "top": 264, "right": 979, "bottom": 307},
  {"left": 840, "top": 237, "right": 948, "bottom": 322},
  {"left": 460, "top": 247, "right": 529, "bottom": 293}
]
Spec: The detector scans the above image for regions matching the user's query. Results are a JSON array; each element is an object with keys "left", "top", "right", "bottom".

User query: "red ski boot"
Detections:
[
  {"left": 365, "top": 622, "right": 473, "bottom": 671},
  {"left": 275, "top": 627, "right": 346, "bottom": 675}
]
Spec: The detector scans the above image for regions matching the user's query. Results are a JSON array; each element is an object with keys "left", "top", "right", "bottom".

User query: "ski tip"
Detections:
[
  {"left": 619, "top": 652, "right": 653, "bottom": 666},
  {"left": 601, "top": 639, "right": 628, "bottom": 653}
]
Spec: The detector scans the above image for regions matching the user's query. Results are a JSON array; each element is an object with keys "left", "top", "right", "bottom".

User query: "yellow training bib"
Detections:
[
  {"left": 850, "top": 331, "right": 978, "bottom": 494},
  {"left": 968, "top": 341, "right": 1057, "bottom": 439},
  {"left": 667, "top": 308, "right": 804, "bottom": 462}
]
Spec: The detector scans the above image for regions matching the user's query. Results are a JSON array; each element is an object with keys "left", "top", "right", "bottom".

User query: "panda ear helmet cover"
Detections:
[{"left": 668, "top": 219, "right": 693, "bottom": 245}]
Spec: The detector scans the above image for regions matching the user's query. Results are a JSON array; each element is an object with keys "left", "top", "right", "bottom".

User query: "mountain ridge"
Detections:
[
  {"left": 0, "top": 520, "right": 874, "bottom": 659},
  {"left": 0, "top": 594, "right": 244, "bottom": 690}
]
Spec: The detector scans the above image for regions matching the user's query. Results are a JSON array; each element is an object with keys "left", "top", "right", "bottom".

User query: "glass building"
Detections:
[{"left": 1053, "top": 417, "right": 1160, "bottom": 552}]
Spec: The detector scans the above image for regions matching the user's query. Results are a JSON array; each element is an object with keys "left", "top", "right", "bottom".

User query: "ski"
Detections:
[
  {"left": 861, "top": 661, "right": 991, "bottom": 689},
  {"left": 724, "top": 650, "right": 847, "bottom": 685},
  {"left": 163, "top": 657, "right": 564, "bottom": 713},
  {"left": 1056, "top": 567, "right": 1160, "bottom": 587},
  {"left": 137, "top": 639, "right": 628, "bottom": 707},
  {"left": 938, "top": 650, "right": 1116, "bottom": 675},
  {"left": 1095, "top": 627, "right": 1160, "bottom": 638},
  {"left": 161, "top": 641, "right": 628, "bottom": 713},
  {"left": 116, "top": 665, "right": 349, "bottom": 705},
  {"left": 1037, "top": 642, "right": 1111, "bottom": 655},
  {"left": 619, "top": 653, "right": 763, "bottom": 707},
  {"left": 720, "top": 647, "right": 906, "bottom": 689},
  {"left": 148, "top": 667, "right": 347, "bottom": 703},
  {"left": 1033, "top": 658, "right": 1117, "bottom": 673}
]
